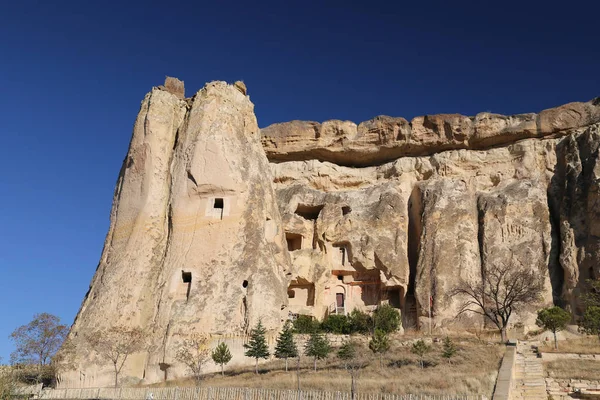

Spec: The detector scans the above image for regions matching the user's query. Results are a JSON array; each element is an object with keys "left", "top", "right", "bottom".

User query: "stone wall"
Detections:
[{"left": 491, "top": 346, "right": 516, "bottom": 400}]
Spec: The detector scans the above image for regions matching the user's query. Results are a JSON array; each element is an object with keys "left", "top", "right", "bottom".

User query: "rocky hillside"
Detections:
[{"left": 58, "top": 78, "right": 600, "bottom": 388}]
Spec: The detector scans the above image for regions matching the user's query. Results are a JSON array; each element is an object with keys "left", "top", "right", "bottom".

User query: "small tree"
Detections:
[
  {"left": 582, "top": 279, "right": 600, "bottom": 308},
  {"left": 452, "top": 261, "right": 544, "bottom": 342},
  {"left": 441, "top": 337, "right": 457, "bottom": 363},
  {"left": 176, "top": 333, "right": 210, "bottom": 386},
  {"left": 368, "top": 329, "right": 390, "bottom": 368},
  {"left": 411, "top": 339, "right": 431, "bottom": 368},
  {"left": 536, "top": 307, "right": 571, "bottom": 350},
  {"left": 372, "top": 304, "right": 400, "bottom": 334},
  {"left": 274, "top": 321, "right": 298, "bottom": 372},
  {"left": 579, "top": 306, "right": 600, "bottom": 342},
  {"left": 9, "top": 313, "right": 68, "bottom": 384},
  {"left": 86, "top": 326, "right": 144, "bottom": 387},
  {"left": 211, "top": 342, "right": 232, "bottom": 376},
  {"left": 244, "top": 321, "right": 270, "bottom": 374},
  {"left": 338, "top": 341, "right": 365, "bottom": 400},
  {"left": 304, "top": 332, "right": 331, "bottom": 371}
]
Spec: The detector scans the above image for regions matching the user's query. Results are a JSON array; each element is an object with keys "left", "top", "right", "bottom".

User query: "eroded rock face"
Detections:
[
  {"left": 478, "top": 179, "right": 554, "bottom": 326},
  {"left": 551, "top": 125, "right": 600, "bottom": 314},
  {"left": 61, "top": 80, "right": 290, "bottom": 388},
  {"left": 414, "top": 179, "right": 481, "bottom": 330},
  {"left": 275, "top": 182, "right": 411, "bottom": 322},
  {"left": 262, "top": 98, "right": 600, "bottom": 167},
  {"left": 61, "top": 78, "right": 600, "bottom": 388}
]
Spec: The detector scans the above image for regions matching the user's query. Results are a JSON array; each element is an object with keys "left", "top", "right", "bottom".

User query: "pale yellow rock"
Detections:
[
  {"left": 59, "top": 81, "right": 290, "bottom": 388},
  {"left": 59, "top": 80, "right": 600, "bottom": 388}
]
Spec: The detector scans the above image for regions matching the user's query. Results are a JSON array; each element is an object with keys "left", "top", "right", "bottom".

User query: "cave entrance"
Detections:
[
  {"left": 213, "top": 198, "right": 224, "bottom": 220},
  {"left": 294, "top": 204, "right": 324, "bottom": 220},
  {"left": 181, "top": 271, "right": 192, "bottom": 301},
  {"left": 285, "top": 233, "right": 303, "bottom": 251},
  {"left": 387, "top": 288, "right": 403, "bottom": 309}
]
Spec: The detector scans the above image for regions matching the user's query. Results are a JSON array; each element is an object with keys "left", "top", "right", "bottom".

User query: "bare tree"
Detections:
[
  {"left": 452, "top": 262, "right": 543, "bottom": 342},
  {"left": 86, "top": 327, "right": 144, "bottom": 387},
  {"left": 9, "top": 313, "right": 68, "bottom": 384},
  {"left": 176, "top": 333, "right": 210, "bottom": 387}
]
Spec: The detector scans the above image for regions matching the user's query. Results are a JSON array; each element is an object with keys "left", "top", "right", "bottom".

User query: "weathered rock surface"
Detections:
[
  {"left": 60, "top": 77, "right": 600, "bottom": 388},
  {"left": 551, "top": 124, "right": 600, "bottom": 314},
  {"left": 477, "top": 179, "right": 554, "bottom": 326},
  {"left": 61, "top": 80, "right": 290, "bottom": 388},
  {"left": 414, "top": 179, "right": 481, "bottom": 329},
  {"left": 262, "top": 98, "right": 600, "bottom": 166}
]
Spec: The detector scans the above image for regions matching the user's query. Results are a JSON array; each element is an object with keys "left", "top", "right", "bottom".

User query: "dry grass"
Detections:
[
  {"left": 538, "top": 337, "right": 600, "bottom": 354},
  {"left": 545, "top": 359, "right": 600, "bottom": 381},
  {"left": 154, "top": 337, "right": 503, "bottom": 397}
]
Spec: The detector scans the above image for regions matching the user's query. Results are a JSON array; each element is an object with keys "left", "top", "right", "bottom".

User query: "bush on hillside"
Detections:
[
  {"left": 292, "top": 315, "right": 320, "bottom": 334},
  {"left": 348, "top": 309, "right": 373, "bottom": 334},
  {"left": 321, "top": 314, "right": 351, "bottom": 334},
  {"left": 372, "top": 304, "right": 400, "bottom": 333}
]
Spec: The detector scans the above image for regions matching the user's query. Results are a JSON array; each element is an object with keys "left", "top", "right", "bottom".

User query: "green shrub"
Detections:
[
  {"left": 321, "top": 314, "right": 351, "bottom": 334},
  {"left": 373, "top": 304, "right": 400, "bottom": 333},
  {"left": 348, "top": 309, "right": 373, "bottom": 334},
  {"left": 292, "top": 315, "right": 320, "bottom": 334}
]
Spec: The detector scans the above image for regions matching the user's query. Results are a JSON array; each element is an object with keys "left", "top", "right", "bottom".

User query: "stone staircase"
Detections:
[{"left": 512, "top": 341, "right": 547, "bottom": 400}]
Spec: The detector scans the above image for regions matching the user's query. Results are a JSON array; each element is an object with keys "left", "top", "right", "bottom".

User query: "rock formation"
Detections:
[{"left": 59, "top": 78, "right": 600, "bottom": 387}]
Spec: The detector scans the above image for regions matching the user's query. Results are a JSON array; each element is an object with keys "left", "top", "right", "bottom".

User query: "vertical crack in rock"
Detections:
[{"left": 405, "top": 184, "right": 422, "bottom": 329}]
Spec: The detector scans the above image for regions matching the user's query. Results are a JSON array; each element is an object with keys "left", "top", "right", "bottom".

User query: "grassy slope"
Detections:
[{"left": 152, "top": 336, "right": 503, "bottom": 397}]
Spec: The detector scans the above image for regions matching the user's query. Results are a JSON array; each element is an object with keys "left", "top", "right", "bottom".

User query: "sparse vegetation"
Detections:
[
  {"left": 545, "top": 359, "right": 600, "bottom": 381},
  {"left": 9, "top": 313, "right": 68, "bottom": 385},
  {"left": 338, "top": 341, "right": 366, "bottom": 400},
  {"left": 441, "top": 337, "right": 458, "bottom": 363},
  {"left": 274, "top": 321, "right": 298, "bottom": 371},
  {"left": 539, "top": 337, "right": 600, "bottom": 354},
  {"left": 411, "top": 340, "right": 431, "bottom": 369},
  {"left": 579, "top": 306, "right": 600, "bottom": 341},
  {"left": 452, "top": 261, "right": 544, "bottom": 342},
  {"left": 304, "top": 332, "right": 331, "bottom": 371},
  {"left": 536, "top": 307, "right": 571, "bottom": 350},
  {"left": 85, "top": 326, "right": 144, "bottom": 387},
  {"left": 160, "top": 336, "right": 502, "bottom": 397},
  {"left": 244, "top": 321, "right": 270, "bottom": 374},
  {"left": 0, "top": 359, "right": 15, "bottom": 400},
  {"left": 368, "top": 329, "right": 390, "bottom": 367},
  {"left": 176, "top": 333, "right": 210, "bottom": 386},
  {"left": 211, "top": 342, "right": 232, "bottom": 376}
]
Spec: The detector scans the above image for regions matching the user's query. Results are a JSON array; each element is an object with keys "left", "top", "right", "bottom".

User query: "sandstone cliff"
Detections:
[
  {"left": 60, "top": 78, "right": 600, "bottom": 387},
  {"left": 61, "top": 80, "right": 291, "bottom": 388}
]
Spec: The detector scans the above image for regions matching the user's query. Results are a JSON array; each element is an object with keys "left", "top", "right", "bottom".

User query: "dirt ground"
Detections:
[
  {"left": 538, "top": 337, "right": 600, "bottom": 354},
  {"left": 544, "top": 359, "right": 600, "bottom": 381}
]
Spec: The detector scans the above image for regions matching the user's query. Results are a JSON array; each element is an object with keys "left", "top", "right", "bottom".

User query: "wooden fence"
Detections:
[{"left": 38, "top": 387, "right": 486, "bottom": 400}]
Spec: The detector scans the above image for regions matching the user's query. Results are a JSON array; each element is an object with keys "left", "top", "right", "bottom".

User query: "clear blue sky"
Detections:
[{"left": 0, "top": 0, "right": 598, "bottom": 361}]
